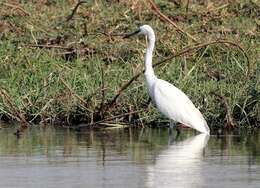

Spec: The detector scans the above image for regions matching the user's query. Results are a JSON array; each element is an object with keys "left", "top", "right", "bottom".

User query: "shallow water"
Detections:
[{"left": 0, "top": 126, "right": 259, "bottom": 188}]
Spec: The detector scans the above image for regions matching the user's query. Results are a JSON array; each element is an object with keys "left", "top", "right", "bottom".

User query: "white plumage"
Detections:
[{"left": 125, "top": 25, "right": 210, "bottom": 135}]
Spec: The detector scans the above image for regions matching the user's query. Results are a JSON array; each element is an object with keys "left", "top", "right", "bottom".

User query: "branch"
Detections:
[
  {"left": 59, "top": 77, "right": 93, "bottom": 113},
  {"left": 1, "top": 2, "right": 30, "bottom": 16},
  {"left": 147, "top": 0, "right": 198, "bottom": 42},
  {"left": 77, "top": 110, "right": 142, "bottom": 128},
  {"left": 66, "top": 1, "right": 88, "bottom": 21},
  {"left": 25, "top": 44, "right": 72, "bottom": 50},
  {"left": 97, "top": 66, "right": 106, "bottom": 117},
  {"left": 153, "top": 39, "right": 250, "bottom": 79},
  {"left": 212, "top": 92, "right": 237, "bottom": 129},
  {"left": 102, "top": 39, "right": 250, "bottom": 109},
  {"left": 0, "top": 88, "right": 29, "bottom": 127}
]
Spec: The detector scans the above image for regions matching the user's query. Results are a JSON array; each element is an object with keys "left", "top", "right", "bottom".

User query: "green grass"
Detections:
[{"left": 0, "top": 0, "right": 259, "bottom": 129}]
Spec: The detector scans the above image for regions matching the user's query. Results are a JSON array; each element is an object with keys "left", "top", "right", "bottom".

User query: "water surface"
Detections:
[{"left": 0, "top": 125, "right": 259, "bottom": 188}]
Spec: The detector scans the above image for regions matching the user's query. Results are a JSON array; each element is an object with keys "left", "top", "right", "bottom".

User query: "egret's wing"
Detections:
[{"left": 153, "top": 79, "right": 206, "bottom": 130}]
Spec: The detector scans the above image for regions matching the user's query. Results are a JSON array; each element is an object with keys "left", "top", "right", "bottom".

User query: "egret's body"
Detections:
[{"left": 125, "top": 25, "right": 210, "bottom": 135}]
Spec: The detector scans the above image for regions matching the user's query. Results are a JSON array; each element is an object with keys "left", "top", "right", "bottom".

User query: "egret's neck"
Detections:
[{"left": 144, "top": 34, "right": 155, "bottom": 76}]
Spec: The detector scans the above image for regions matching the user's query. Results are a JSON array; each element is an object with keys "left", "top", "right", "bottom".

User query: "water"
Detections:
[{"left": 0, "top": 125, "right": 259, "bottom": 188}]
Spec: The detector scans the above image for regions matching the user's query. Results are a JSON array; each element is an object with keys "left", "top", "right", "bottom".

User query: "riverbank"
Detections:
[{"left": 0, "top": 1, "right": 259, "bottom": 129}]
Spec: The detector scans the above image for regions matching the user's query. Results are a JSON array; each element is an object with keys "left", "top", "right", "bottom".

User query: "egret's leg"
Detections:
[
  {"left": 176, "top": 126, "right": 181, "bottom": 136},
  {"left": 168, "top": 120, "right": 177, "bottom": 144},
  {"left": 168, "top": 120, "right": 173, "bottom": 136},
  {"left": 169, "top": 120, "right": 180, "bottom": 136},
  {"left": 169, "top": 120, "right": 176, "bottom": 129}
]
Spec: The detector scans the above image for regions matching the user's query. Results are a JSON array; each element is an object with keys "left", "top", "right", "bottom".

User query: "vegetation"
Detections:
[{"left": 0, "top": 0, "right": 259, "bottom": 130}]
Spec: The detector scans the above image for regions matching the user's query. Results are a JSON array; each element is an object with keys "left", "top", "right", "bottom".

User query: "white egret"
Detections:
[{"left": 124, "top": 25, "right": 210, "bottom": 135}]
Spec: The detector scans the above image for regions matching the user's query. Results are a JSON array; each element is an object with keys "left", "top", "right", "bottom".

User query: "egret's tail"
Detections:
[{"left": 196, "top": 118, "right": 210, "bottom": 135}]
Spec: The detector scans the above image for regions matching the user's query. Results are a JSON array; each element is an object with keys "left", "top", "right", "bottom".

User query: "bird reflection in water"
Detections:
[{"left": 146, "top": 133, "right": 209, "bottom": 188}]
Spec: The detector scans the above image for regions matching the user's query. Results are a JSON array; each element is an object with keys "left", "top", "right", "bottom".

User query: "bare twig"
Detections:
[
  {"left": 186, "top": 0, "right": 190, "bottom": 13},
  {"left": 87, "top": 31, "right": 127, "bottom": 38},
  {"left": 29, "top": 99, "right": 54, "bottom": 123},
  {"left": 102, "top": 73, "right": 141, "bottom": 112},
  {"left": 98, "top": 66, "right": 105, "bottom": 117},
  {"left": 77, "top": 110, "right": 142, "bottom": 128},
  {"left": 1, "top": 2, "right": 30, "bottom": 16},
  {"left": 147, "top": 0, "right": 198, "bottom": 42},
  {"left": 59, "top": 77, "right": 93, "bottom": 113},
  {"left": 0, "top": 88, "right": 29, "bottom": 127},
  {"left": 25, "top": 44, "right": 72, "bottom": 50},
  {"left": 103, "top": 39, "right": 250, "bottom": 109},
  {"left": 213, "top": 92, "right": 237, "bottom": 129},
  {"left": 66, "top": 0, "right": 88, "bottom": 21},
  {"left": 153, "top": 40, "right": 250, "bottom": 79}
]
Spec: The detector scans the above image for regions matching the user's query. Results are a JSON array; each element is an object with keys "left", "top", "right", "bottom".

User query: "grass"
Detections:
[{"left": 0, "top": 0, "right": 259, "bottom": 130}]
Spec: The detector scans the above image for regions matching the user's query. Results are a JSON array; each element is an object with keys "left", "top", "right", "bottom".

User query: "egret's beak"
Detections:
[{"left": 123, "top": 29, "right": 140, "bottom": 39}]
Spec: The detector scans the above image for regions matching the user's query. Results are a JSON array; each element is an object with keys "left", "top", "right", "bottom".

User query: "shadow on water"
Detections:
[{"left": 0, "top": 123, "right": 260, "bottom": 188}]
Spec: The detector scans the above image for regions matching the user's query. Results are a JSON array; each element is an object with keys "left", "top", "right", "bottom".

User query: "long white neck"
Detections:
[{"left": 144, "top": 32, "right": 156, "bottom": 76}]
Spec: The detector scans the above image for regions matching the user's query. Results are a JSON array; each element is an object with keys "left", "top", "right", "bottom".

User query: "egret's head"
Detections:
[{"left": 124, "top": 25, "right": 155, "bottom": 39}]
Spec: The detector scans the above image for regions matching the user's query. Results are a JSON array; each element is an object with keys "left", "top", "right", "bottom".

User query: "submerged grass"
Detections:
[{"left": 0, "top": 0, "right": 259, "bottom": 130}]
